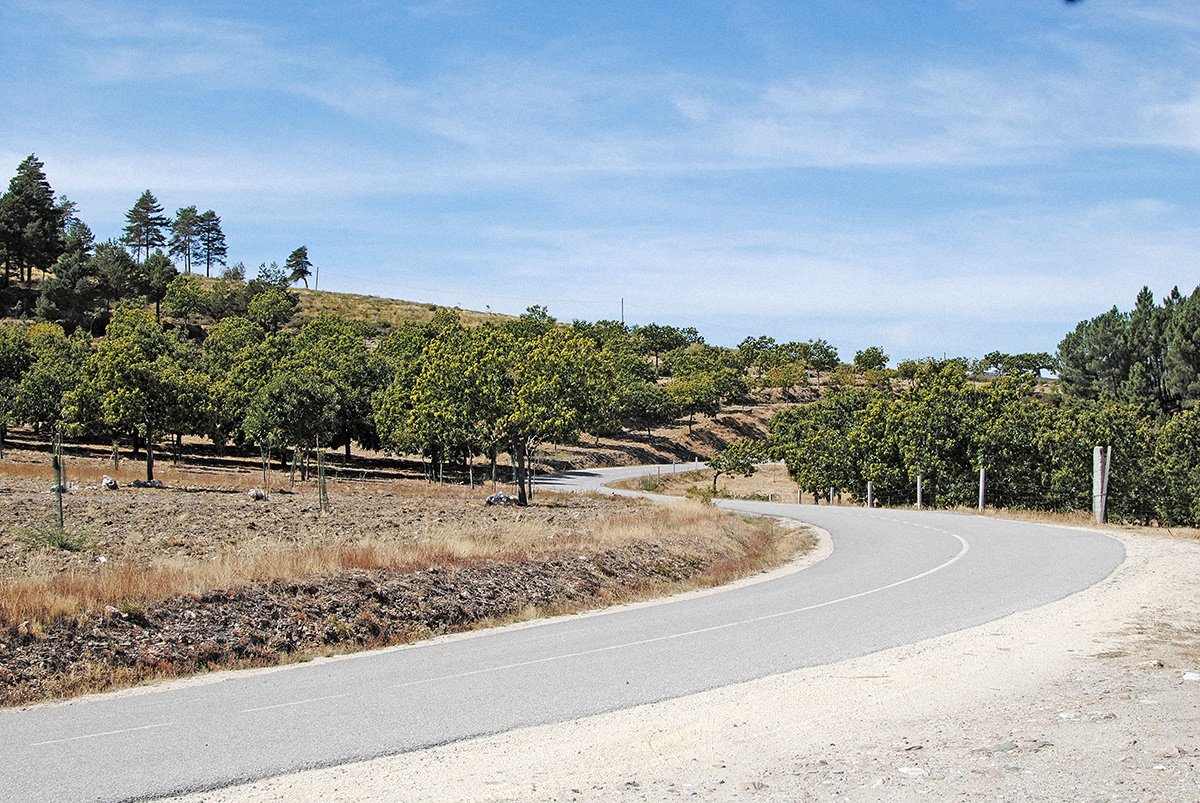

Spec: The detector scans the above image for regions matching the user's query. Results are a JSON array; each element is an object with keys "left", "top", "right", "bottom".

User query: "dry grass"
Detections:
[
  {"left": 291, "top": 287, "right": 513, "bottom": 330},
  {"left": 613, "top": 463, "right": 823, "bottom": 503},
  {"left": 0, "top": 452, "right": 806, "bottom": 629}
]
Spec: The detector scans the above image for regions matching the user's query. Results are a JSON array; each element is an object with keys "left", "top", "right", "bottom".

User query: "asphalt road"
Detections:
[{"left": 0, "top": 464, "right": 1124, "bottom": 803}]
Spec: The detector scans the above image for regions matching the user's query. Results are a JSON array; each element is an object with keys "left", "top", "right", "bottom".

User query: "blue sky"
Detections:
[{"left": 3, "top": 0, "right": 1200, "bottom": 360}]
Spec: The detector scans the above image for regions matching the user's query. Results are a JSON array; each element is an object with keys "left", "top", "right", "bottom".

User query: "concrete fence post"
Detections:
[
  {"left": 916, "top": 475, "right": 923, "bottom": 510},
  {"left": 978, "top": 467, "right": 985, "bottom": 513},
  {"left": 1093, "top": 445, "right": 1113, "bottom": 524},
  {"left": 867, "top": 480, "right": 874, "bottom": 509}
]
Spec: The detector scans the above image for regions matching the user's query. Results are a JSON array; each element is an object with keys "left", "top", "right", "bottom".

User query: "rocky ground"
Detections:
[
  {"left": 0, "top": 542, "right": 715, "bottom": 706},
  {"left": 165, "top": 528, "right": 1200, "bottom": 803}
]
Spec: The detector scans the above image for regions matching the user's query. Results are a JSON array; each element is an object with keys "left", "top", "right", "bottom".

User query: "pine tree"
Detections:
[
  {"left": 0, "top": 154, "right": 69, "bottom": 286},
  {"left": 195, "top": 210, "right": 227, "bottom": 277},
  {"left": 284, "top": 246, "right": 313, "bottom": 289},
  {"left": 169, "top": 205, "right": 200, "bottom": 274},
  {"left": 121, "top": 191, "right": 170, "bottom": 262}
]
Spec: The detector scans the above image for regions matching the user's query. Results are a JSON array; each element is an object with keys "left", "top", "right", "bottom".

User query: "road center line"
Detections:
[
  {"left": 389, "top": 519, "right": 969, "bottom": 692},
  {"left": 242, "top": 693, "right": 349, "bottom": 713},
  {"left": 30, "top": 721, "right": 174, "bottom": 747}
]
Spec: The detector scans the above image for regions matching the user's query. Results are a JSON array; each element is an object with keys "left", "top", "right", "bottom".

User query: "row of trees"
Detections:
[
  {"left": 768, "top": 361, "right": 1200, "bottom": 525},
  {"left": 0, "top": 306, "right": 759, "bottom": 504},
  {"left": 121, "top": 190, "right": 226, "bottom": 276},
  {"left": 0, "top": 155, "right": 319, "bottom": 333},
  {"left": 1057, "top": 285, "right": 1200, "bottom": 414}
]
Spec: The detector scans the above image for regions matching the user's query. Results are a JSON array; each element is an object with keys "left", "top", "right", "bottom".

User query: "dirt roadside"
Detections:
[{"left": 166, "top": 527, "right": 1200, "bottom": 803}]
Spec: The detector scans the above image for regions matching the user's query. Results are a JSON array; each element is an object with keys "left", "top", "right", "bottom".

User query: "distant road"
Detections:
[{"left": 0, "top": 464, "right": 1123, "bottom": 803}]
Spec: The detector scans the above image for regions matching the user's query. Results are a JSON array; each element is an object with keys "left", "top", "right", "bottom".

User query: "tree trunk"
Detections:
[
  {"left": 345, "top": 441, "right": 351, "bottom": 461},
  {"left": 112, "top": 440, "right": 120, "bottom": 472},
  {"left": 514, "top": 437, "right": 528, "bottom": 506},
  {"left": 0, "top": 423, "right": 5, "bottom": 459},
  {"left": 132, "top": 430, "right": 141, "bottom": 458}
]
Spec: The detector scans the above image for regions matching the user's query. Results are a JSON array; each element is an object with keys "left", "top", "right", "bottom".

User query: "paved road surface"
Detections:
[{"left": 0, "top": 464, "right": 1123, "bottom": 803}]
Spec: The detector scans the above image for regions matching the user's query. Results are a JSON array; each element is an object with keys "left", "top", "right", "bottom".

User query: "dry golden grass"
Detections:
[
  {"left": 0, "top": 458, "right": 805, "bottom": 629},
  {"left": 291, "top": 287, "right": 513, "bottom": 329},
  {"left": 613, "top": 463, "right": 825, "bottom": 502}
]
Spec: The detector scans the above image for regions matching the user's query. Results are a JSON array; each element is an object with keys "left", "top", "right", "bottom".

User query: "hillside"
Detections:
[{"left": 290, "top": 286, "right": 515, "bottom": 330}]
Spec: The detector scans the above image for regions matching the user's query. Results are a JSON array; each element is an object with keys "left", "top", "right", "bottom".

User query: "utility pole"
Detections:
[{"left": 621, "top": 298, "right": 624, "bottom": 326}]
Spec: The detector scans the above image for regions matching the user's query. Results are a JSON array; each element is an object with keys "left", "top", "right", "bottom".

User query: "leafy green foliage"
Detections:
[
  {"left": 248, "top": 287, "right": 297, "bottom": 332},
  {"left": 853, "top": 347, "right": 889, "bottom": 372},
  {"left": 708, "top": 437, "right": 766, "bottom": 491},
  {"left": 164, "top": 274, "right": 208, "bottom": 325},
  {"left": 13, "top": 323, "right": 90, "bottom": 432}
]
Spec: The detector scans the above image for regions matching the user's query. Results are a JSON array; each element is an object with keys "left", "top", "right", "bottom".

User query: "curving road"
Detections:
[{"left": 0, "top": 464, "right": 1123, "bottom": 803}]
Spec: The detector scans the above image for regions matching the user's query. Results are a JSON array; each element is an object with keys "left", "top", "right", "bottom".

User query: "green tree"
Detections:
[
  {"left": 95, "top": 240, "right": 146, "bottom": 303},
  {"left": 14, "top": 322, "right": 90, "bottom": 436},
  {"left": 36, "top": 231, "right": 108, "bottom": 334},
  {"left": 292, "top": 313, "right": 386, "bottom": 456},
  {"left": 248, "top": 287, "right": 297, "bottom": 332},
  {"left": 121, "top": 191, "right": 170, "bottom": 262},
  {"left": 635, "top": 323, "right": 697, "bottom": 372},
  {"left": 244, "top": 366, "right": 337, "bottom": 456},
  {"left": 808, "top": 339, "right": 839, "bottom": 387},
  {"left": 1166, "top": 286, "right": 1200, "bottom": 407},
  {"left": 0, "top": 325, "right": 33, "bottom": 455},
  {"left": 195, "top": 210, "right": 227, "bottom": 278},
  {"left": 853, "top": 346, "right": 888, "bottom": 372},
  {"left": 143, "top": 250, "right": 178, "bottom": 322},
  {"left": 201, "top": 317, "right": 286, "bottom": 449},
  {"left": 284, "top": 246, "right": 313, "bottom": 289},
  {"left": 708, "top": 437, "right": 766, "bottom": 492},
  {"left": 737, "top": 336, "right": 778, "bottom": 373},
  {"left": 0, "top": 154, "right": 70, "bottom": 286},
  {"left": 169, "top": 206, "right": 200, "bottom": 274},
  {"left": 164, "top": 273, "right": 209, "bottom": 327},
  {"left": 208, "top": 269, "right": 251, "bottom": 320},
  {"left": 666, "top": 373, "right": 719, "bottom": 434},
  {"left": 64, "top": 306, "right": 188, "bottom": 480},
  {"left": 619, "top": 380, "right": 678, "bottom": 438}
]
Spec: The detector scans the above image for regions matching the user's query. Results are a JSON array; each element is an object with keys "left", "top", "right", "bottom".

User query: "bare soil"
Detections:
[{"left": 0, "top": 444, "right": 812, "bottom": 706}]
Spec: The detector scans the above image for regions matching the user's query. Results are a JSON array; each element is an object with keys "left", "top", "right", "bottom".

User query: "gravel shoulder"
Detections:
[{"left": 165, "top": 526, "right": 1200, "bottom": 803}]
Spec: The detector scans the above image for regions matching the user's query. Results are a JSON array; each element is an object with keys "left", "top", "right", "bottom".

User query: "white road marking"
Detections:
[
  {"left": 30, "top": 721, "right": 174, "bottom": 747},
  {"left": 241, "top": 693, "right": 349, "bottom": 713}
]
